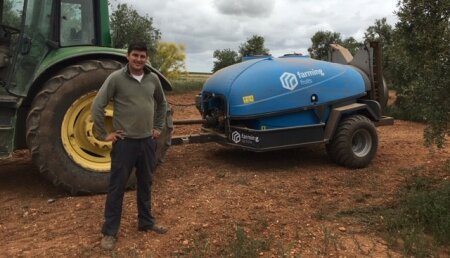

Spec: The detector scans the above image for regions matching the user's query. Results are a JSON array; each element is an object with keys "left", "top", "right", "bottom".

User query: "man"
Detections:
[{"left": 91, "top": 41, "right": 168, "bottom": 250}]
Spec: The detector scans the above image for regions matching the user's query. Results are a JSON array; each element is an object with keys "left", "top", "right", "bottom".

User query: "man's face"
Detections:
[{"left": 127, "top": 50, "right": 147, "bottom": 73}]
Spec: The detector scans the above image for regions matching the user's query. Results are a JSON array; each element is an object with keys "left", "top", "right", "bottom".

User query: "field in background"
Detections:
[
  {"left": 183, "top": 72, "right": 212, "bottom": 81},
  {"left": 168, "top": 72, "right": 211, "bottom": 94}
]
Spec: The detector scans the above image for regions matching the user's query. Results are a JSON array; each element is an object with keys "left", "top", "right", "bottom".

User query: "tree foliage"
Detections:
[
  {"left": 153, "top": 42, "right": 186, "bottom": 80},
  {"left": 364, "top": 18, "right": 393, "bottom": 45},
  {"left": 341, "top": 36, "right": 364, "bottom": 56},
  {"left": 390, "top": 0, "right": 450, "bottom": 147},
  {"left": 364, "top": 18, "right": 394, "bottom": 83},
  {"left": 212, "top": 35, "right": 269, "bottom": 72},
  {"left": 307, "top": 24, "right": 392, "bottom": 61},
  {"left": 212, "top": 48, "right": 239, "bottom": 72},
  {"left": 303, "top": 3, "right": 450, "bottom": 147},
  {"left": 110, "top": 3, "right": 161, "bottom": 58},
  {"left": 308, "top": 31, "right": 342, "bottom": 60},
  {"left": 2, "top": 0, "right": 21, "bottom": 28},
  {"left": 238, "top": 35, "right": 270, "bottom": 57}
]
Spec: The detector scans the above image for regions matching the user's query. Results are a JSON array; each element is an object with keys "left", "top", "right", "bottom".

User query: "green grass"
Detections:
[
  {"left": 183, "top": 163, "right": 450, "bottom": 257},
  {"left": 183, "top": 225, "right": 303, "bottom": 257},
  {"left": 383, "top": 174, "right": 450, "bottom": 257},
  {"left": 186, "top": 231, "right": 211, "bottom": 258},
  {"left": 320, "top": 227, "right": 339, "bottom": 256},
  {"left": 169, "top": 79, "right": 205, "bottom": 94},
  {"left": 167, "top": 72, "right": 210, "bottom": 94},
  {"left": 184, "top": 226, "right": 272, "bottom": 258},
  {"left": 335, "top": 162, "right": 450, "bottom": 257},
  {"left": 313, "top": 204, "right": 336, "bottom": 220},
  {"left": 228, "top": 226, "right": 271, "bottom": 258}
]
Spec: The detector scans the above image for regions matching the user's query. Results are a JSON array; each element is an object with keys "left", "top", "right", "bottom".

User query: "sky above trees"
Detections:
[{"left": 113, "top": 0, "right": 398, "bottom": 72}]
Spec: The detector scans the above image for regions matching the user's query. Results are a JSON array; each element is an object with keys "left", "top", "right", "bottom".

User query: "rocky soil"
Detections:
[{"left": 0, "top": 92, "right": 449, "bottom": 257}]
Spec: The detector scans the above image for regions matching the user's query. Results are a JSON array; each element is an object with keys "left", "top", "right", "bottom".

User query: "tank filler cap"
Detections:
[{"left": 280, "top": 53, "right": 306, "bottom": 58}]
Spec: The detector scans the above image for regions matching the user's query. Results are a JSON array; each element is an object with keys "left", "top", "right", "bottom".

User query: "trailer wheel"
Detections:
[
  {"left": 26, "top": 60, "right": 172, "bottom": 194},
  {"left": 326, "top": 115, "right": 378, "bottom": 168}
]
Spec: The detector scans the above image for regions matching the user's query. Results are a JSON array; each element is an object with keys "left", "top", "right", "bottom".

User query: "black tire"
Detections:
[
  {"left": 326, "top": 115, "right": 378, "bottom": 168},
  {"left": 26, "top": 60, "right": 172, "bottom": 194}
]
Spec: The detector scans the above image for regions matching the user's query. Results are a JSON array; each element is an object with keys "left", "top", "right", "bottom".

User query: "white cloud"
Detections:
[
  {"left": 214, "top": 0, "right": 275, "bottom": 17},
  {"left": 116, "top": 0, "right": 398, "bottom": 72}
]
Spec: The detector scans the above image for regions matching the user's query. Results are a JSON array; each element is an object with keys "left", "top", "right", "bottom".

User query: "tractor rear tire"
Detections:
[
  {"left": 326, "top": 115, "right": 378, "bottom": 168},
  {"left": 26, "top": 60, "right": 172, "bottom": 194}
]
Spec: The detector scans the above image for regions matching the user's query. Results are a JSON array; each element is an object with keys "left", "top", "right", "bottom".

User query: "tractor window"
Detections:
[
  {"left": 0, "top": 0, "right": 24, "bottom": 56},
  {"left": 1, "top": 0, "right": 24, "bottom": 28},
  {"left": 60, "top": 0, "right": 95, "bottom": 46},
  {"left": 7, "top": 0, "right": 53, "bottom": 96},
  {"left": 24, "top": 0, "right": 52, "bottom": 40}
]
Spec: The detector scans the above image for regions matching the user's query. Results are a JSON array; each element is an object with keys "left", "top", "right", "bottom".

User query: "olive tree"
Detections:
[
  {"left": 109, "top": 3, "right": 161, "bottom": 58},
  {"left": 212, "top": 35, "right": 270, "bottom": 72},
  {"left": 364, "top": 18, "right": 394, "bottom": 84},
  {"left": 153, "top": 42, "right": 186, "bottom": 79},
  {"left": 390, "top": 0, "right": 450, "bottom": 147},
  {"left": 308, "top": 31, "right": 342, "bottom": 60},
  {"left": 212, "top": 48, "right": 239, "bottom": 72},
  {"left": 238, "top": 35, "right": 270, "bottom": 57}
]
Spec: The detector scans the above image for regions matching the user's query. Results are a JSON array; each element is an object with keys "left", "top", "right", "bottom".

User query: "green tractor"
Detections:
[{"left": 0, "top": 0, "right": 172, "bottom": 194}]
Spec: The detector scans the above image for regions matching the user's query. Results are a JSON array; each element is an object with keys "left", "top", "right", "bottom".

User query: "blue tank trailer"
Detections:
[{"left": 172, "top": 42, "right": 393, "bottom": 168}]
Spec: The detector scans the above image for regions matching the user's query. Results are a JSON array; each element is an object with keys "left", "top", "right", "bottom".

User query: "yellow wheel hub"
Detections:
[{"left": 61, "top": 91, "right": 113, "bottom": 172}]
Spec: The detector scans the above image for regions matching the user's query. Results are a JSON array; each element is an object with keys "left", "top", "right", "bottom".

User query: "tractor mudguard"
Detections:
[
  {"left": 323, "top": 102, "right": 380, "bottom": 142},
  {"left": 20, "top": 47, "right": 171, "bottom": 99}
]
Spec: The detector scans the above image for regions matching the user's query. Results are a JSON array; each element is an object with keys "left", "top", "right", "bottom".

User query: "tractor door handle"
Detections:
[{"left": 20, "top": 35, "right": 32, "bottom": 55}]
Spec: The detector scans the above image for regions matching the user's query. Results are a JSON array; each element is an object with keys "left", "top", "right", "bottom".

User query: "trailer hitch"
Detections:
[{"left": 171, "top": 131, "right": 226, "bottom": 146}]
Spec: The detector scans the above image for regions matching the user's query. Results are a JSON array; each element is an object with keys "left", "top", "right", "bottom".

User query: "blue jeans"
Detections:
[{"left": 101, "top": 137, "right": 157, "bottom": 237}]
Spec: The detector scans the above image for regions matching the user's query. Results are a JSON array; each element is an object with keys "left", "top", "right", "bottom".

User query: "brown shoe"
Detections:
[
  {"left": 100, "top": 235, "right": 116, "bottom": 250},
  {"left": 138, "top": 224, "right": 168, "bottom": 234}
]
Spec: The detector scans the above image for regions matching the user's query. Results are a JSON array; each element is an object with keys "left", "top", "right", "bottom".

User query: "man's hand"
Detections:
[
  {"left": 152, "top": 129, "right": 161, "bottom": 139},
  {"left": 105, "top": 130, "right": 125, "bottom": 143}
]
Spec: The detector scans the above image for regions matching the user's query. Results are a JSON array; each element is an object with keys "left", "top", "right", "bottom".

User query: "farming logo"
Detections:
[
  {"left": 280, "top": 69, "right": 325, "bottom": 91},
  {"left": 231, "top": 131, "right": 260, "bottom": 144},
  {"left": 231, "top": 131, "right": 241, "bottom": 143},
  {"left": 280, "top": 72, "right": 298, "bottom": 91}
]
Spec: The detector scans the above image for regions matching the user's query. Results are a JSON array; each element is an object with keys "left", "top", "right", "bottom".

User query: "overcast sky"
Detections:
[{"left": 116, "top": 0, "right": 399, "bottom": 72}]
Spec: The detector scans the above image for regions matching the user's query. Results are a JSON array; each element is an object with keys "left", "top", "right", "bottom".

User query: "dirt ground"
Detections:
[{"left": 1, "top": 92, "right": 449, "bottom": 257}]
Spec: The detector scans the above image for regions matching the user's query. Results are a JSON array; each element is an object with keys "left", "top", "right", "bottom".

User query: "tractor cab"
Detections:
[
  {"left": 0, "top": 0, "right": 110, "bottom": 97},
  {"left": 0, "top": 0, "right": 23, "bottom": 88},
  {"left": 0, "top": 0, "right": 172, "bottom": 194}
]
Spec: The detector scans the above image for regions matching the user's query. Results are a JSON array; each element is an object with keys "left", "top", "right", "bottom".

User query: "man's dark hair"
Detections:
[{"left": 128, "top": 41, "right": 148, "bottom": 54}]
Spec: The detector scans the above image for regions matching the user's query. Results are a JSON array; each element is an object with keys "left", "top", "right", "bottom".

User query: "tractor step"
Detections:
[
  {"left": 375, "top": 116, "right": 394, "bottom": 126},
  {"left": 0, "top": 98, "right": 18, "bottom": 159},
  {"left": 0, "top": 95, "right": 19, "bottom": 108},
  {"left": 0, "top": 127, "right": 14, "bottom": 159}
]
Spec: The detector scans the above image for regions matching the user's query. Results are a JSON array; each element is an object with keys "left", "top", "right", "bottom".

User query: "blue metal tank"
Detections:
[
  {"left": 202, "top": 56, "right": 370, "bottom": 129},
  {"left": 186, "top": 43, "right": 391, "bottom": 168},
  {"left": 202, "top": 55, "right": 369, "bottom": 129}
]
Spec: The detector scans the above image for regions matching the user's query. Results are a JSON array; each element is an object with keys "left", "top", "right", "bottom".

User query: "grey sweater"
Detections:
[{"left": 91, "top": 65, "right": 167, "bottom": 140}]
